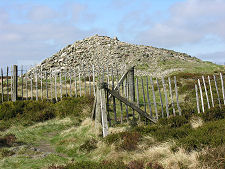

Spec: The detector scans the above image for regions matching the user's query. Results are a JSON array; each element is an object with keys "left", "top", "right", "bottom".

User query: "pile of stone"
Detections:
[{"left": 29, "top": 34, "right": 200, "bottom": 76}]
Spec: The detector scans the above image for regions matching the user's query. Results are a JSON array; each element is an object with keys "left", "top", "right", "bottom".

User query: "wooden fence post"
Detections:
[
  {"left": 146, "top": 76, "right": 152, "bottom": 117},
  {"left": 12, "top": 65, "right": 18, "bottom": 102},
  {"left": 195, "top": 84, "right": 200, "bottom": 114},
  {"left": 36, "top": 71, "right": 38, "bottom": 101},
  {"left": 127, "top": 66, "right": 135, "bottom": 102},
  {"left": 1, "top": 68, "right": 3, "bottom": 102},
  {"left": 40, "top": 66, "right": 43, "bottom": 100},
  {"left": 174, "top": 76, "right": 181, "bottom": 115},
  {"left": 214, "top": 75, "right": 221, "bottom": 108},
  {"left": 60, "top": 71, "right": 62, "bottom": 99},
  {"left": 25, "top": 73, "right": 28, "bottom": 100},
  {"left": 21, "top": 65, "right": 23, "bottom": 100},
  {"left": 92, "top": 65, "right": 95, "bottom": 96},
  {"left": 198, "top": 79, "right": 204, "bottom": 113},
  {"left": 74, "top": 70, "right": 77, "bottom": 97},
  {"left": 208, "top": 76, "right": 214, "bottom": 107},
  {"left": 45, "top": 71, "right": 48, "bottom": 99},
  {"left": 150, "top": 77, "right": 158, "bottom": 120},
  {"left": 11, "top": 66, "right": 13, "bottom": 101},
  {"left": 168, "top": 77, "right": 175, "bottom": 116},
  {"left": 202, "top": 76, "right": 210, "bottom": 109},
  {"left": 220, "top": 73, "right": 225, "bottom": 105},
  {"left": 31, "top": 74, "right": 33, "bottom": 100},
  {"left": 156, "top": 78, "right": 164, "bottom": 118},
  {"left": 6, "top": 67, "right": 9, "bottom": 101},
  {"left": 162, "top": 76, "right": 169, "bottom": 117}
]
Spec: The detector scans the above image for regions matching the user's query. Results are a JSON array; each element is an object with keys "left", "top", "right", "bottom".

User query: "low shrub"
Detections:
[
  {"left": 127, "top": 160, "right": 144, "bottom": 169},
  {"left": 198, "top": 144, "right": 225, "bottom": 169},
  {"left": 120, "top": 131, "right": 141, "bottom": 151},
  {"left": 104, "top": 131, "right": 142, "bottom": 151},
  {"left": 146, "top": 162, "right": 164, "bottom": 169},
  {"left": 65, "top": 160, "right": 127, "bottom": 169},
  {"left": 0, "top": 148, "right": 15, "bottom": 158},
  {"left": 0, "top": 134, "right": 16, "bottom": 147},
  {"left": 200, "top": 105, "right": 225, "bottom": 122},
  {"left": 159, "top": 116, "right": 189, "bottom": 128},
  {"left": 79, "top": 138, "right": 97, "bottom": 152},
  {"left": 178, "top": 119, "right": 225, "bottom": 151}
]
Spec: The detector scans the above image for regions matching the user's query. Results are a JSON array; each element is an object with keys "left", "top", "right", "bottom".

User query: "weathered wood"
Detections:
[
  {"left": 162, "top": 77, "right": 169, "bottom": 117},
  {"left": 202, "top": 76, "right": 210, "bottom": 109},
  {"left": 128, "top": 67, "right": 135, "bottom": 104},
  {"left": 106, "top": 89, "right": 111, "bottom": 126},
  {"left": 60, "top": 71, "right": 62, "bottom": 99},
  {"left": 65, "top": 71, "right": 67, "bottom": 97},
  {"left": 40, "top": 66, "right": 43, "bottom": 100},
  {"left": 55, "top": 73, "right": 57, "bottom": 102},
  {"left": 79, "top": 67, "right": 81, "bottom": 97},
  {"left": 74, "top": 70, "right": 77, "bottom": 97},
  {"left": 25, "top": 72, "right": 28, "bottom": 100},
  {"left": 174, "top": 76, "right": 181, "bottom": 115},
  {"left": 146, "top": 77, "right": 152, "bottom": 117},
  {"left": 50, "top": 72, "right": 52, "bottom": 100},
  {"left": 35, "top": 71, "right": 38, "bottom": 101},
  {"left": 150, "top": 77, "right": 158, "bottom": 119},
  {"left": 118, "top": 84, "right": 123, "bottom": 124},
  {"left": 12, "top": 65, "right": 18, "bottom": 102},
  {"left": 107, "top": 65, "right": 110, "bottom": 88},
  {"left": 83, "top": 65, "right": 86, "bottom": 96},
  {"left": 6, "top": 67, "right": 9, "bottom": 101},
  {"left": 1, "top": 68, "right": 3, "bottom": 102},
  {"left": 220, "top": 73, "right": 225, "bottom": 105},
  {"left": 92, "top": 65, "right": 95, "bottom": 96},
  {"left": 156, "top": 78, "right": 164, "bottom": 118},
  {"left": 198, "top": 79, "right": 204, "bottom": 113},
  {"left": 136, "top": 78, "right": 140, "bottom": 120},
  {"left": 95, "top": 86, "right": 101, "bottom": 125},
  {"left": 87, "top": 66, "right": 90, "bottom": 95},
  {"left": 125, "top": 79, "right": 129, "bottom": 121},
  {"left": 168, "top": 77, "right": 175, "bottom": 116},
  {"left": 195, "top": 84, "right": 200, "bottom": 114},
  {"left": 69, "top": 68, "right": 72, "bottom": 97},
  {"left": 31, "top": 74, "right": 33, "bottom": 100},
  {"left": 45, "top": 71, "right": 48, "bottom": 99},
  {"left": 106, "top": 87, "right": 157, "bottom": 123},
  {"left": 100, "top": 86, "right": 108, "bottom": 137},
  {"left": 112, "top": 67, "right": 117, "bottom": 122},
  {"left": 213, "top": 75, "right": 221, "bottom": 108},
  {"left": 141, "top": 77, "right": 147, "bottom": 114},
  {"left": 21, "top": 66, "right": 23, "bottom": 100},
  {"left": 208, "top": 76, "right": 214, "bottom": 107},
  {"left": 11, "top": 66, "right": 13, "bottom": 101}
]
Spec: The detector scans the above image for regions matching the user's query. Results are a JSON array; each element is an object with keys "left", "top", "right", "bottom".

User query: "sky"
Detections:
[{"left": 0, "top": 0, "right": 225, "bottom": 69}]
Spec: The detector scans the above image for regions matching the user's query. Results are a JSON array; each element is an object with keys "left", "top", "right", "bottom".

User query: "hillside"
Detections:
[
  {"left": 0, "top": 96, "right": 224, "bottom": 169},
  {"left": 31, "top": 35, "right": 224, "bottom": 76}
]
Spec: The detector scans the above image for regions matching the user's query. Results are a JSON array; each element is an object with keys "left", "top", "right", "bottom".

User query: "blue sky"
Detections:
[{"left": 0, "top": 0, "right": 225, "bottom": 69}]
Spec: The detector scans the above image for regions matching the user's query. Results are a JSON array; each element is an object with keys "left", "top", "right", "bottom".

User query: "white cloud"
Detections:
[
  {"left": 137, "top": 0, "right": 225, "bottom": 47},
  {"left": 0, "top": 2, "right": 103, "bottom": 67}
]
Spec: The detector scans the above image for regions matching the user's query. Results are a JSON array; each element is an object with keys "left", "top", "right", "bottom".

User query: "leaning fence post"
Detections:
[
  {"left": 214, "top": 75, "right": 221, "bottom": 108},
  {"left": 12, "top": 65, "right": 18, "bottom": 102},
  {"left": 220, "top": 73, "right": 225, "bottom": 105},
  {"left": 1, "top": 68, "right": 3, "bottom": 102},
  {"left": 162, "top": 76, "right": 169, "bottom": 117},
  {"left": 92, "top": 65, "right": 96, "bottom": 96},
  {"left": 168, "top": 77, "right": 175, "bottom": 116},
  {"left": 208, "top": 76, "right": 214, "bottom": 107},
  {"left": 198, "top": 79, "right": 204, "bottom": 113},
  {"left": 7, "top": 66, "right": 9, "bottom": 101},
  {"left": 202, "top": 76, "right": 210, "bottom": 109},
  {"left": 21, "top": 65, "right": 23, "bottom": 100},
  {"left": 174, "top": 76, "right": 181, "bottom": 115},
  {"left": 146, "top": 76, "right": 152, "bottom": 117},
  {"left": 195, "top": 84, "right": 200, "bottom": 114},
  {"left": 156, "top": 78, "right": 164, "bottom": 118},
  {"left": 150, "top": 77, "right": 158, "bottom": 120}
]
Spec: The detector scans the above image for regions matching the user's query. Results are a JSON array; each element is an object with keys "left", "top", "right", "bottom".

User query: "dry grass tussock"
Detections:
[
  {"left": 108, "top": 126, "right": 127, "bottom": 135},
  {"left": 190, "top": 116, "right": 203, "bottom": 129},
  {"left": 96, "top": 136, "right": 199, "bottom": 169}
]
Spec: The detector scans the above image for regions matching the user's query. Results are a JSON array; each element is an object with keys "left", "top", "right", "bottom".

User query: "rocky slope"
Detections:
[{"left": 30, "top": 34, "right": 218, "bottom": 76}]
